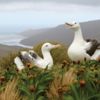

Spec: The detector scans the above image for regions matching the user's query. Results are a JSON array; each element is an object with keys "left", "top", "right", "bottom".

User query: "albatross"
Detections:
[
  {"left": 14, "top": 42, "right": 61, "bottom": 70},
  {"left": 28, "top": 42, "right": 61, "bottom": 69},
  {"left": 65, "top": 22, "right": 100, "bottom": 63}
]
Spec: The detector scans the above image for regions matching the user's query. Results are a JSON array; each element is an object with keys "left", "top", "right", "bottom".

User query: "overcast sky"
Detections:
[
  {"left": 0, "top": 0, "right": 100, "bottom": 34},
  {"left": 0, "top": 0, "right": 100, "bottom": 6},
  {"left": 0, "top": 0, "right": 100, "bottom": 11}
]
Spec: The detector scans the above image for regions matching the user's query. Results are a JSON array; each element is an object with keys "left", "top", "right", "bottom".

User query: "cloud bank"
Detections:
[
  {"left": 0, "top": 1, "right": 100, "bottom": 12},
  {"left": 0, "top": 0, "right": 100, "bottom": 6},
  {"left": 0, "top": 0, "right": 100, "bottom": 31}
]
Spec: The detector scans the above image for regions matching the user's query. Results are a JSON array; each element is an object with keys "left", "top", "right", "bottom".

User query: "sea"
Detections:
[{"left": 0, "top": 33, "right": 32, "bottom": 48}]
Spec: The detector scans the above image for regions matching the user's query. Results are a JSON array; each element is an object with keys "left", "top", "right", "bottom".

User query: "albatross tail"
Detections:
[
  {"left": 91, "top": 49, "right": 100, "bottom": 61},
  {"left": 14, "top": 56, "right": 25, "bottom": 71}
]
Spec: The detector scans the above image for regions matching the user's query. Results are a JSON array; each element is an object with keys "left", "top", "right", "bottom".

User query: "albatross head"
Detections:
[
  {"left": 65, "top": 21, "right": 80, "bottom": 31},
  {"left": 42, "top": 43, "right": 61, "bottom": 51}
]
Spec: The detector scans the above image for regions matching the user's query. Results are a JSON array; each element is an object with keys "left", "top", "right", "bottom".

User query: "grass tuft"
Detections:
[{"left": 0, "top": 78, "right": 21, "bottom": 100}]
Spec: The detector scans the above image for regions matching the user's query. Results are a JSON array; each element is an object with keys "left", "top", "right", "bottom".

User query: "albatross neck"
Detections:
[
  {"left": 42, "top": 50, "right": 53, "bottom": 62},
  {"left": 73, "top": 27, "right": 85, "bottom": 43}
]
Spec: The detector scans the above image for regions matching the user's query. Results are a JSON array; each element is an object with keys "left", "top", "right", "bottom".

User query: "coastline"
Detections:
[
  {"left": 0, "top": 34, "right": 32, "bottom": 59},
  {"left": 0, "top": 20, "right": 100, "bottom": 59},
  {"left": 20, "top": 20, "right": 100, "bottom": 47},
  {"left": 0, "top": 44, "right": 22, "bottom": 58},
  {"left": 0, "top": 34, "right": 33, "bottom": 48}
]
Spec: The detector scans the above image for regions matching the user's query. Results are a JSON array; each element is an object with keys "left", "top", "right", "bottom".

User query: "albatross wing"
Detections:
[
  {"left": 85, "top": 39, "right": 100, "bottom": 56},
  {"left": 29, "top": 50, "right": 42, "bottom": 61}
]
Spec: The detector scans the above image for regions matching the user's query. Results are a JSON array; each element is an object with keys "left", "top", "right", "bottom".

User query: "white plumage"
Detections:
[
  {"left": 65, "top": 22, "right": 100, "bottom": 62},
  {"left": 28, "top": 43, "right": 61, "bottom": 69},
  {"left": 14, "top": 56, "right": 25, "bottom": 70},
  {"left": 14, "top": 42, "right": 61, "bottom": 70},
  {"left": 91, "top": 49, "right": 100, "bottom": 60}
]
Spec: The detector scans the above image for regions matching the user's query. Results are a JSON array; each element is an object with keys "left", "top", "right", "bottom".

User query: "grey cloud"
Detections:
[{"left": 0, "top": 0, "right": 100, "bottom": 6}]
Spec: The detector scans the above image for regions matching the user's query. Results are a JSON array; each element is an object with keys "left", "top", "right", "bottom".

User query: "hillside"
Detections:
[
  {"left": 0, "top": 44, "right": 23, "bottom": 59},
  {"left": 20, "top": 20, "right": 100, "bottom": 46}
]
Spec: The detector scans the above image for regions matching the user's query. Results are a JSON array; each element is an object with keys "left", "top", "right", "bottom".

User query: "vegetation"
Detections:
[{"left": 0, "top": 43, "right": 100, "bottom": 100}]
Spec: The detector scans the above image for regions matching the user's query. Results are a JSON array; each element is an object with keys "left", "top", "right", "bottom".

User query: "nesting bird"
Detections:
[
  {"left": 65, "top": 22, "right": 100, "bottom": 63},
  {"left": 28, "top": 43, "right": 61, "bottom": 69},
  {"left": 14, "top": 42, "right": 61, "bottom": 70}
]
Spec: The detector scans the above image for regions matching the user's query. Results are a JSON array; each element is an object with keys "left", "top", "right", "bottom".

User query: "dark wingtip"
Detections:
[{"left": 29, "top": 52, "right": 37, "bottom": 59}]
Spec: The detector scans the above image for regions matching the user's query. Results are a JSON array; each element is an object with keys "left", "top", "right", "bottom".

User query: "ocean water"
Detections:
[{"left": 0, "top": 34, "right": 32, "bottom": 48}]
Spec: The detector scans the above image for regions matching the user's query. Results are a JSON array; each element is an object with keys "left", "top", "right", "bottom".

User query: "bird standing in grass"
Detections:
[{"left": 65, "top": 22, "right": 100, "bottom": 63}]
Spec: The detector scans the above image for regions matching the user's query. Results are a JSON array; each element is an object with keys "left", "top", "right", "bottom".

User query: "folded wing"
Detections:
[{"left": 84, "top": 39, "right": 100, "bottom": 56}]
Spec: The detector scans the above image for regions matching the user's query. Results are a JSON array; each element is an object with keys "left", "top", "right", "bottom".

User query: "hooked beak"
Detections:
[
  {"left": 65, "top": 22, "right": 73, "bottom": 26},
  {"left": 65, "top": 22, "right": 73, "bottom": 29}
]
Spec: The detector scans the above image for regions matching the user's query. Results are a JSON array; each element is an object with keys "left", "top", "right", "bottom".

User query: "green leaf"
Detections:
[
  {"left": 71, "top": 84, "right": 80, "bottom": 100},
  {"left": 19, "top": 85, "right": 30, "bottom": 96}
]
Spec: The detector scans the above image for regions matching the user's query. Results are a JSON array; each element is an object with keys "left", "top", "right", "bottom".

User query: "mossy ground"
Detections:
[{"left": 0, "top": 42, "right": 100, "bottom": 100}]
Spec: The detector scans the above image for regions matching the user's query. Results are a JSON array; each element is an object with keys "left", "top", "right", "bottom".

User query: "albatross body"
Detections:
[
  {"left": 67, "top": 40, "right": 91, "bottom": 62},
  {"left": 29, "top": 43, "right": 61, "bottom": 69},
  {"left": 65, "top": 22, "right": 100, "bottom": 63},
  {"left": 14, "top": 43, "right": 60, "bottom": 70}
]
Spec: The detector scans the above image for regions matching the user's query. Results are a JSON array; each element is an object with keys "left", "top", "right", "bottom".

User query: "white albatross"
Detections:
[
  {"left": 14, "top": 42, "right": 61, "bottom": 70},
  {"left": 65, "top": 22, "right": 100, "bottom": 63},
  {"left": 28, "top": 43, "right": 61, "bottom": 69}
]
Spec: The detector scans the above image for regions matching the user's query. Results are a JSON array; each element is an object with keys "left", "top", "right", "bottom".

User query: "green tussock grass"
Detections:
[{"left": 0, "top": 42, "right": 100, "bottom": 100}]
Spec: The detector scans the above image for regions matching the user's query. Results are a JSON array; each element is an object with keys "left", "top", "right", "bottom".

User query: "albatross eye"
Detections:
[{"left": 45, "top": 45, "right": 48, "bottom": 47}]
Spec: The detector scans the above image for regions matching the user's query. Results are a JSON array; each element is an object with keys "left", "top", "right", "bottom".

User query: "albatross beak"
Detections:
[
  {"left": 65, "top": 22, "right": 73, "bottom": 29},
  {"left": 53, "top": 44, "right": 61, "bottom": 48},
  {"left": 65, "top": 23, "right": 73, "bottom": 26}
]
